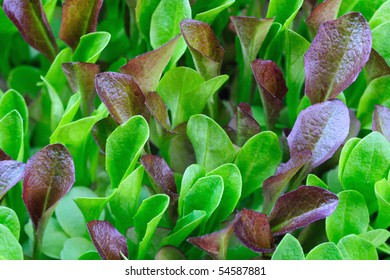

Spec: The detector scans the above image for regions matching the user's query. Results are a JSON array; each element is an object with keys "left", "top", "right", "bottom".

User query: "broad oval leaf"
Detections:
[
  {"left": 370, "top": 0, "right": 390, "bottom": 30},
  {"left": 306, "top": 242, "right": 343, "bottom": 260},
  {"left": 287, "top": 99, "right": 350, "bottom": 170},
  {"left": 60, "top": 237, "right": 95, "bottom": 260},
  {"left": 0, "top": 160, "right": 25, "bottom": 199},
  {"left": 59, "top": 0, "right": 104, "bottom": 49},
  {"left": 304, "top": 12, "right": 372, "bottom": 104},
  {"left": 372, "top": 105, "right": 390, "bottom": 141},
  {"left": 0, "top": 110, "right": 24, "bottom": 161},
  {"left": 87, "top": 220, "right": 128, "bottom": 260},
  {"left": 271, "top": 233, "right": 304, "bottom": 260},
  {"left": 0, "top": 206, "right": 20, "bottom": 241},
  {"left": 0, "top": 224, "right": 23, "bottom": 260},
  {"left": 374, "top": 179, "right": 390, "bottom": 229},
  {"left": 269, "top": 186, "right": 339, "bottom": 236},
  {"left": 337, "top": 234, "right": 378, "bottom": 260},
  {"left": 23, "top": 144, "right": 75, "bottom": 230}
]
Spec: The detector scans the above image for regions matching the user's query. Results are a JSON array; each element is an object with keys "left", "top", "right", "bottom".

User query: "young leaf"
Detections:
[
  {"left": 87, "top": 220, "right": 128, "bottom": 260},
  {"left": 306, "top": 174, "right": 329, "bottom": 190},
  {"left": 106, "top": 115, "right": 149, "bottom": 188},
  {"left": 187, "top": 114, "right": 237, "bottom": 172},
  {"left": 60, "top": 237, "right": 95, "bottom": 260},
  {"left": 364, "top": 49, "right": 390, "bottom": 83},
  {"left": 144, "top": 92, "right": 171, "bottom": 132},
  {"left": 305, "top": 242, "right": 343, "bottom": 260},
  {"left": 0, "top": 224, "right": 23, "bottom": 260},
  {"left": 0, "top": 110, "right": 24, "bottom": 161},
  {"left": 269, "top": 186, "right": 338, "bottom": 236},
  {"left": 59, "top": 0, "right": 104, "bottom": 49},
  {"left": 23, "top": 144, "right": 75, "bottom": 231},
  {"left": 180, "top": 19, "right": 224, "bottom": 80},
  {"left": 304, "top": 13, "right": 372, "bottom": 104},
  {"left": 194, "top": 0, "right": 234, "bottom": 24},
  {"left": 372, "top": 105, "right": 390, "bottom": 141},
  {"left": 234, "top": 209, "right": 274, "bottom": 253},
  {"left": 251, "top": 59, "right": 288, "bottom": 130},
  {"left": 306, "top": 0, "right": 342, "bottom": 37},
  {"left": 271, "top": 233, "right": 304, "bottom": 260},
  {"left": 287, "top": 99, "right": 350, "bottom": 170},
  {"left": 74, "top": 196, "right": 109, "bottom": 223},
  {"left": 234, "top": 131, "right": 281, "bottom": 199},
  {"left": 360, "top": 229, "right": 390, "bottom": 247},
  {"left": 337, "top": 234, "right": 378, "bottom": 260},
  {"left": 73, "top": 32, "right": 111, "bottom": 63},
  {"left": 135, "top": 0, "right": 160, "bottom": 43},
  {"left": 0, "top": 206, "right": 20, "bottom": 241},
  {"left": 369, "top": 0, "right": 390, "bottom": 30},
  {"left": 0, "top": 160, "right": 25, "bottom": 199},
  {"left": 0, "top": 89, "right": 28, "bottom": 134},
  {"left": 374, "top": 179, "right": 390, "bottom": 229},
  {"left": 3, "top": 0, "right": 58, "bottom": 61},
  {"left": 325, "top": 190, "right": 369, "bottom": 243},
  {"left": 119, "top": 36, "right": 180, "bottom": 93},
  {"left": 266, "top": 0, "right": 304, "bottom": 28},
  {"left": 91, "top": 116, "right": 118, "bottom": 154}
]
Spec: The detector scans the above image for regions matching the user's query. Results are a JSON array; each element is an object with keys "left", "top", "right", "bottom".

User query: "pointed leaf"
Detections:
[
  {"left": 180, "top": 19, "right": 224, "bottom": 80},
  {"left": 87, "top": 220, "right": 128, "bottom": 260},
  {"left": 0, "top": 160, "right": 25, "bottom": 199},
  {"left": 60, "top": 0, "right": 104, "bottom": 49},
  {"left": 271, "top": 233, "right": 304, "bottom": 260},
  {"left": 95, "top": 72, "right": 148, "bottom": 124},
  {"left": 120, "top": 36, "right": 179, "bottom": 93},
  {"left": 74, "top": 196, "right": 108, "bottom": 223},
  {"left": 304, "top": 13, "right": 372, "bottom": 104},
  {"left": 266, "top": 0, "right": 304, "bottom": 28},
  {"left": 3, "top": 0, "right": 58, "bottom": 60},
  {"left": 364, "top": 49, "right": 390, "bottom": 83},
  {"left": 269, "top": 186, "right": 339, "bottom": 236},
  {"left": 287, "top": 99, "right": 350, "bottom": 170},
  {"left": 194, "top": 0, "right": 234, "bottom": 24},
  {"left": 23, "top": 144, "right": 75, "bottom": 230},
  {"left": 306, "top": 0, "right": 342, "bottom": 37},
  {"left": 234, "top": 209, "right": 274, "bottom": 253},
  {"left": 73, "top": 32, "right": 111, "bottom": 63},
  {"left": 372, "top": 105, "right": 390, "bottom": 141}
]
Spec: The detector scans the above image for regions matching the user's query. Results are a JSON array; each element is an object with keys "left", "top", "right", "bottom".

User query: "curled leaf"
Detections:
[
  {"left": 87, "top": 220, "right": 128, "bottom": 260},
  {"left": 0, "top": 160, "right": 25, "bottom": 199}
]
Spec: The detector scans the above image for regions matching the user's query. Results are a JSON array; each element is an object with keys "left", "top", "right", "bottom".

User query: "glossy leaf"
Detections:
[
  {"left": 306, "top": 0, "right": 342, "bottom": 37},
  {"left": 74, "top": 196, "right": 109, "bottom": 223},
  {"left": 372, "top": 105, "right": 390, "bottom": 141},
  {"left": 271, "top": 233, "right": 304, "bottom": 260},
  {"left": 0, "top": 206, "right": 20, "bottom": 241},
  {"left": 0, "top": 160, "right": 24, "bottom": 199},
  {"left": 187, "top": 114, "right": 237, "bottom": 172},
  {"left": 60, "top": 0, "right": 104, "bottom": 49},
  {"left": 337, "top": 234, "right": 378, "bottom": 260},
  {"left": 0, "top": 224, "right": 23, "bottom": 260},
  {"left": 0, "top": 110, "right": 24, "bottom": 161},
  {"left": 87, "top": 220, "right": 128, "bottom": 260},
  {"left": 181, "top": 19, "right": 224, "bottom": 80},
  {"left": 234, "top": 131, "right": 281, "bottom": 199},
  {"left": 269, "top": 186, "right": 339, "bottom": 236},
  {"left": 3, "top": 0, "right": 58, "bottom": 60},
  {"left": 73, "top": 32, "right": 111, "bottom": 63},
  {"left": 106, "top": 115, "right": 149, "bottom": 188},
  {"left": 325, "top": 190, "right": 369, "bottom": 243},
  {"left": 95, "top": 72, "right": 148, "bottom": 124},
  {"left": 374, "top": 179, "right": 390, "bottom": 229},
  {"left": 266, "top": 0, "right": 304, "bottom": 28},
  {"left": 287, "top": 99, "right": 350, "bottom": 170},
  {"left": 119, "top": 36, "right": 179, "bottom": 93},
  {"left": 304, "top": 13, "right": 372, "bottom": 104},
  {"left": 306, "top": 242, "right": 343, "bottom": 260}
]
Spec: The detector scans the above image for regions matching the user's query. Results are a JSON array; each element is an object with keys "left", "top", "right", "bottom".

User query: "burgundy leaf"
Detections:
[
  {"left": 120, "top": 36, "right": 180, "bottom": 93},
  {"left": 347, "top": 109, "right": 361, "bottom": 140},
  {"left": 95, "top": 72, "right": 148, "bottom": 124},
  {"left": 269, "top": 186, "right": 338, "bottom": 236},
  {"left": 59, "top": 0, "right": 104, "bottom": 49},
  {"left": 287, "top": 99, "right": 350, "bottom": 170},
  {"left": 306, "top": 0, "right": 342, "bottom": 37},
  {"left": 0, "top": 149, "right": 12, "bottom": 161},
  {"left": 140, "top": 155, "right": 178, "bottom": 201},
  {"left": 263, "top": 150, "right": 312, "bottom": 215},
  {"left": 0, "top": 160, "right": 25, "bottom": 199},
  {"left": 91, "top": 116, "right": 118, "bottom": 154},
  {"left": 365, "top": 49, "right": 390, "bottom": 83},
  {"left": 304, "top": 12, "right": 372, "bottom": 104},
  {"left": 145, "top": 92, "right": 172, "bottom": 131},
  {"left": 3, "top": 0, "right": 58, "bottom": 61},
  {"left": 251, "top": 59, "right": 288, "bottom": 130},
  {"left": 180, "top": 19, "right": 224, "bottom": 80},
  {"left": 372, "top": 105, "right": 390, "bottom": 141},
  {"left": 87, "top": 220, "right": 128, "bottom": 260},
  {"left": 23, "top": 144, "right": 75, "bottom": 230},
  {"left": 234, "top": 209, "right": 274, "bottom": 253},
  {"left": 62, "top": 62, "right": 100, "bottom": 115}
]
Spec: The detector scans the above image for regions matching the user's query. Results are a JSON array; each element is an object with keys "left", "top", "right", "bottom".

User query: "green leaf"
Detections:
[
  {"left": 359, "top": 229, "right": 390, "bottom": 247},
  {"left": 370, "top": 0, "right": 390, "bottom": 30},
  {"left": 374, "top": 179, "right": 390, "bottom": 229},
  {"left": 78, "top": 250, "right": 101, "bottom": 260},
  {"left": 271, "top": 233, "right": 304, "bottom": 260},
  {"left": 135, "top": 0, "right": 161, "bottom": 43},
  {"left": 194, "top": 0, "right": 234, "bottom": 24},
  {"left": 73, "top": 32, "right": 111, "bottom": 63},
  {"left": 0, "top": 206, "right": 20, "bottom": 240},
  {"left": 74, "top": 194, "right": 111, "bottom": 223},
  {"left": 0, "top": 224, "right": 23, "bottom": 260},
  {"left": 266, "top": 0, "right": 304, "bottom": 29},
  {"left": 306, "top": 174, "right": 329, "bottom": 190},
  {"left": 337, "top": 234, "right": 378, "bottom": 260},
  {"left": 155, "top": 246, "right": 186, "bottom": 260},
  {"left": 7, "top": 66, "right": 42, "bottom": 98},
  {"left": 338, "top": 138, "right": 361, "bottom": 180},
  {"left": 234, "top": 131, "right": 281, "bottom": 199},
  {"left": 187, "top": 114, "right": 237, "bottom": 172},
  {"left": 306, "top": 242, "right": 343, "bottom": 260},
  {"left": 40, "top": 76, "right": 64, "bottom": 132},
  {"left": 0, "top": 110, "right": 24, "bottom": 161},
  {"left": 106, "top": 115, "right": 149, "bottom": 188},
  {"left": 60, "top": 237, "right": 95, "bottom": 260},
  {"left": 326, "top": 190, "right": 369, "bottom": 243},
  {"left": 134, "top": 194, "right": 170, "bottom": 259}
]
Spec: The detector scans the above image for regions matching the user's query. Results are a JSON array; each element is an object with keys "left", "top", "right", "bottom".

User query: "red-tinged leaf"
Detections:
[
  {"left": 372, "top": 105, "right": 390, "bottom": 141},
  {"left": 3, "top": 0, "right": 58, "bottom": 61},
  {"left": 228, "top": 103, "right": 261, "bottom": 147},
  {"left": 269, "top": 186, "right": 338, "bottom": 236},
  {"left": 251, "top": 59, "right": 288, "bottom": 130},
  {"left": 140, "top": 155, "right": 178, "bottom": 201},
  {"left": 234, "top": 209, "right": 274, "bottom": 253},
  {"left": 0, "top": 160, "right": 25, "bottom": 199},
  {"left": 180, "top": 19, "right": 224, "bottom": 80},
  {"left": 59, "top": 0, "right": 104, "bottom": 49},
  {"left": 23, "top": 144, "right": 75, "bottom": 230},
  {"left": 306, "top": 0, "right": 342, "bottom": 37},
  {"left": 287, "top": 99, "right": 350, "bottom": 170},
  {"left": 62, "top": 62, "right": 100, "bottom": 116},
  {"left": 347, "top": 109, "right": 361, "bottom": 140},
  {"left": 230, "top": 16, "right": 274, "bottom": 66},
  {"left": 365, "top": 49, "right": 390, "bottom": 83},
  {"left": 304, "top": 13, "right": 372, "bottom": 104},
  {"left": 145, "top": 92, "right": 172, "bottom": 131},
  {"left": 0, "top": 149, "right": 11, "bottom": 161},
  {"left": 95, "top": 72, "right": 148, "bottom": 124},
  {"left": 119, "top": 36, "right": 180, "bottom": 93},
  {"left": 263, "top": 150, "right": 312, "bottom": 215},
  {"left": 91, "top": 116, "right": 118, "bottom": 154},
  {"left": 87, "top": 220, "right": 128, "bottom": 260}
]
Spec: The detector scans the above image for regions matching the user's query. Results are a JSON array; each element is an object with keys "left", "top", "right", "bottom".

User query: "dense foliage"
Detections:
[{"left": 0, "top": 0, "right": 389, "bottom": 260}]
